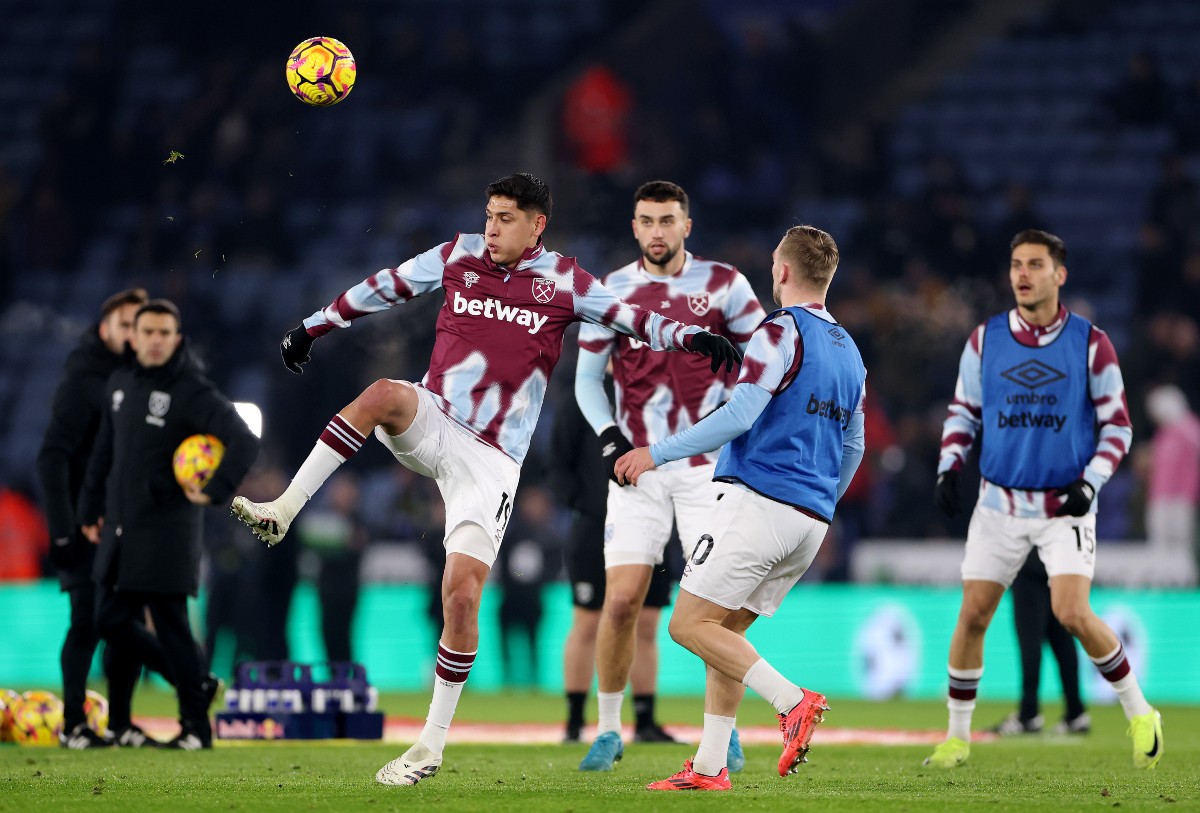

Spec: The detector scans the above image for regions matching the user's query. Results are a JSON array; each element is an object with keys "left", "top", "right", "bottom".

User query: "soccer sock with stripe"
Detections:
[
  {"left": 278, "top": 414, "right": 367, "bottom": 516},
  {"left": 418, "top": 642, "right": 477, "bottom": 754},
  {"left": 1091, "top": 642, "right": 1152, "bottom": 719},
  {"left": 947, "top": 665, "right": 983, "bottom": 741},
  {"left": 692, "top": 713, "right": 735, "bottom": 777}
]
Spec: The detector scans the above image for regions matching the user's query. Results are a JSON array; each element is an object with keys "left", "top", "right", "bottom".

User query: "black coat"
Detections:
[
  {"left": 547, "top": 392, "right": 607, "bottom": 521},
  {"left": 35, "top": 326, "right": 124, "bottom": 590},
  {"left": 78, "top": 340, "right": 259, "bottom": 596}
]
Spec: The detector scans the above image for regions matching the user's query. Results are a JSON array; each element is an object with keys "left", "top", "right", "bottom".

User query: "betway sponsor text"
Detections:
[{"left": 452, "top": 291, "right": 549, "bottom": 334}]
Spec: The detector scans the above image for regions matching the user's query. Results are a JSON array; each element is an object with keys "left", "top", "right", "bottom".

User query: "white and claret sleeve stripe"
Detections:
[
  {"left": 1083, "top": 326, "right": 1132, "bottom": 491},
  {"left": 723, "top": 272, "right": 767, "bottom": 350},
  {"left": 571, "top": 273, "right": 698, "bottom": 351},
  {"left": 301, "top": 238, "right": 453, "bottom": 337},
  {"left": 735, "top": 312, "right": 799, "bottom": 395},
  {"left": 938, "top": 324, "right": 985, "bottom": 474}
]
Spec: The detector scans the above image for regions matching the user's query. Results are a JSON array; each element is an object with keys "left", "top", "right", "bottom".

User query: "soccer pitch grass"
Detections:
[{"left": 3, "top": 693, "right": 1196, "bottom": 812}]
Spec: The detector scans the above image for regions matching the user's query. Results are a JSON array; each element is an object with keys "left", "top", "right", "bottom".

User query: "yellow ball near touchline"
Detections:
[
  {"left": 13, "top": 690, "right": 63, "bottom": 747},
  {"left": 173, "top": 434, "right": 225, "bottom": 489},
  {"left": 0, "top": 688, "right": 22, "bottom": 742},
  {"left": 286, "top": 36, "right": 356, "bottom": 106},
  {"left": 84, "top": 689, "right": 109, "bottom": 736}
]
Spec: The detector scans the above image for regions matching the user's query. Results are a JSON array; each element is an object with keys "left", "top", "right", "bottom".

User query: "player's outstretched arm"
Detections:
[
  {"left": 635, "top": 383, "right": 772, "bottom": 483},
  {"left": 686, "top": 331, "right": 743, "bottom": 373},
  {"left": 281, "top": 324, "right": 315, "bottom": 374},
  {"left": 281, "top": 240, "right": 455, "bottom": 373},
  {"left": 574, "top": 274, "right": 738, "bottom": 364}
]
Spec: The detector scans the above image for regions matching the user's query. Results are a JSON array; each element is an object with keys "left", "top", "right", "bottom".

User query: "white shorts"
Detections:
[
  {"left": 374, "top": 384, "right": 520, "bottom": 568},
  {"left": 678, "top": 485, "right": 828, "bottom": 617},
  {"left": 962, "top": 505, "right": 1097, "bottom": 586},
  {"left": 604, "top": 464, "right": 726, "bottom": 568}
]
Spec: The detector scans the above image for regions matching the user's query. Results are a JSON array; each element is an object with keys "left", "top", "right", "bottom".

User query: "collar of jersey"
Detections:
[
  {"left": 1010, "top": 304, "right": 1068, "bottom": 345},
  {"left": 636, "top": 251, "right": 692, "bottom": 282},
  {"left": 489, "top": 242, "right": 547, "bottom": 274}
]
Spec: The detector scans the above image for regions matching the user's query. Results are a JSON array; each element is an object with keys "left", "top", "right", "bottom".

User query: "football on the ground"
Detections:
[
  {"left": 173, "top": 434, "right": 225, "bottom": 489},
  {"left": 286, "top": 36, "right": 356, "bottom": 106},
  {"left": 0, "top": 688, "right": 22, "bottom": 742},
  {"left": 84, "top": 689, "right": 109, "bottom": 735},
  {"left": 12, "top": 690, "right": 63, "bottom": 746}
]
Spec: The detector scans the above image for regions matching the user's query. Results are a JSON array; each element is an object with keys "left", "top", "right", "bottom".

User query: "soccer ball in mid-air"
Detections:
[
  {"left": 0, "top": 688, "right": 22, "bottom": 742},
  {"left": 84, "top": 689, "right": 109, "bottom": 736},
  {"left": 173, "top": 434, "right": 225, "bottom": 489},
  {"left": 286, "top": 36, "right": 356, "bottom": 106},
  {"left": 12, "top": 690, "right": 63, "bottom": 746}
]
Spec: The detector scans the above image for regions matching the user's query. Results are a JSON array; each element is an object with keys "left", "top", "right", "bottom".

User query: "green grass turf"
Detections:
[{"left": 2, "top": 692, "right": 1196, "bottom": 812}]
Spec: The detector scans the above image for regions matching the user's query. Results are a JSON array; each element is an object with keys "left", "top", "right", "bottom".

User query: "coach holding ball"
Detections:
[{"left": 78, "top": 298, "right": 259, "bottom": 750}]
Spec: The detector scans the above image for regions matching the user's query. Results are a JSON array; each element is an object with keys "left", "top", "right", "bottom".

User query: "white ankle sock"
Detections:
[
  {"left": 280, "top": 444, "right": 344, "bottom": 517},
  {"left": 1110, "top": 673, "right": 1153, "bottom": 719},
  {"left": 418, "top": 683, "right": 466, "bottom": 755},
  {"left": 596, "top": 691, "right": 624, "bottom": 736},
  {"left": 948, "top": 699, "right": 975, "bottom": 741},
  {"left": 692, "top": 713, "right": 735, "bottom": 776},
  {"left": 742, "top": 658, "right": 803, "bottom": 716}
]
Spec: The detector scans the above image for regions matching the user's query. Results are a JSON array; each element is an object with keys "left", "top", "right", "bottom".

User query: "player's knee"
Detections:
[
  {"left": 603, "top": 597, "right": 641, "bottom": 630},
  {"left": 442, "top": 581, "right": 482, "bottom": 625},
  {"left": 1051, "top": 604, "right": 1088, "bottom": 635},
  {"left": 666, "top": 613, "right": 696, "bottom": 650},
  {"left": 359, "top": 378, "right": 416, "bottom": 424},
  {"left": 958, "top": 605, "right": 994, "bottom": 637}
]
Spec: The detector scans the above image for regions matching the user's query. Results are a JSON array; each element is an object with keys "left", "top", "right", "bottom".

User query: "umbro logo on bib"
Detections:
[{"left": 1001, "top": 360, "right": 1065, "bottom": 390}]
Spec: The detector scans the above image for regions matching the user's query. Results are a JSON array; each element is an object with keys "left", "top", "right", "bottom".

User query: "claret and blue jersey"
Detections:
[
  {"left": 576, "top": 252, "right": 765, "bottom": 469},
  {"left": 301, "top": 233, "right": 702, "bottom": 463}
]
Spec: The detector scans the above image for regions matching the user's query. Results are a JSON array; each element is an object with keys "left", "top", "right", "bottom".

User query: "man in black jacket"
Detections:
[
  {"left": 37, "top": 287, "right": 148, "bottom": 748},
  {"left": 79, "top": 299, "right": 259, "bottom": 750}
]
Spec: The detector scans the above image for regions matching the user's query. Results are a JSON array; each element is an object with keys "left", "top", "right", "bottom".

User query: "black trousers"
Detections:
[
  {"left": 1010, "top": 551, "right": 1085, "bottom": 721},
  {"left": 317, "top": 552, "right": 362, "bottom": 663},
  {"left": 60, "top": 584, "right": 101, "bottom": 731},
  {"left": 97, "top": 586, "right": 208, "bottom": 737}
]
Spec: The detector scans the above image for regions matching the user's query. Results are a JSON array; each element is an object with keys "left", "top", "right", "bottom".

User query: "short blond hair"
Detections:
[{"left": 779, "top": 226, "right": 839, "bottom": 288}]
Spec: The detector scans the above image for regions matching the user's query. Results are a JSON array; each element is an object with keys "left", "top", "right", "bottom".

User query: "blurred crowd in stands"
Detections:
[{"left": 2, "top": 0, "right": 1199, "bottom": 676}]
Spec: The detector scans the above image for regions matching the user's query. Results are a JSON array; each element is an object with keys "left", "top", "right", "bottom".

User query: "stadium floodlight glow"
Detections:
[{"left": 233, "top": 402, "right": 264, "bottom": 438}]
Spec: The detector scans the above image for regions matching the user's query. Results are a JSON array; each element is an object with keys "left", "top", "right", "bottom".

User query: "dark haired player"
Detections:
[
  {"left": 926, "top": 229, "right": 1161, "bottom": 770},
  {"left": 230, "top": 172, "right": 742, "bottom": 785}
]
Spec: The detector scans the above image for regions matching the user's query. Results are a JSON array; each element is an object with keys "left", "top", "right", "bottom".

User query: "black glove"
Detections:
[
  {"left": 599, "top": 425, "right": 634, "bottom": 486},
  {"left": 687, "top": 331, "right": 743, "bottom": 374},
  {"left": 934, "top": 469, "right": 961, "bottom": 517},
  {"left": 280, "top": 324, "right": 315, "bottom": 374},
  {"left": 1054, "top": 478, "right": 1095, "bottom": 517}
]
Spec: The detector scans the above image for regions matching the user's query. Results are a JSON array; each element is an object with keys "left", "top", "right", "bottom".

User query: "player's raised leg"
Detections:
[
  {"left": 377, "top": 539, "right": 491, "bottom": 785},
  {"left": 925, "top": 579, "right": 1005, "bottom": 768},
  {"left": 233, "top": 379, "right": 418, "bottom": 545},
  {"left": 1048, "top": 574, "right": 1162, "bottom": 768}
]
